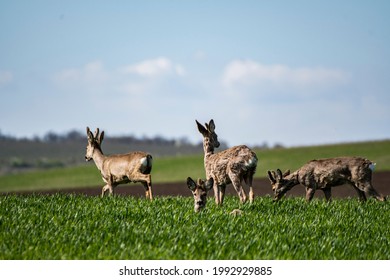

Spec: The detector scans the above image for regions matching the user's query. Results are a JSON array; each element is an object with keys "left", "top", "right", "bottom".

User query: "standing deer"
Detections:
[
  {"left": 186, "top": 177, "right": 214, "bottom": 212},
  {"left": 268, "top": 156, "right": 386, "bottom": 202},
  {"left": 196, "top": 119, "right": 258, "bottom": 205},
  {"left": 85, "top": 127, "right": 153, "bottom": 199}
]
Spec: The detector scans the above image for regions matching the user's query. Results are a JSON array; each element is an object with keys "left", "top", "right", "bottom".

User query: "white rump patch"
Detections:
[
  {"left": 140, "top": 157, "right": 148, "bottom": 167},
  {"left": 369, "top": 162, "right": 376, "bottom": 171},
  {"left": 244, "top": 157, "right": 258, "bottom": 168}
]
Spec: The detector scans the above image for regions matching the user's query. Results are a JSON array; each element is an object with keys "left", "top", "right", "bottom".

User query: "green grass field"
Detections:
[
  {"left": 0, "top": 194, "right": 388, "bottom": 259},
  {"left": 1, "top": 141, "right": 389, "bottom": 260},
  {"left": 1, "top": 140, "right": 389, "bottom": 192}
]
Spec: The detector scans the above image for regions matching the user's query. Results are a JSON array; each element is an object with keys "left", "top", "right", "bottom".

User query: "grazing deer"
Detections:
[
  {"left": 196, "top": 119, "right": 258, "bottom": 205},
  {"left": 268, "top": 157, "right": 386, "bottom": 202},
  {"left": 85, "top": 127, "right": 153, "bottom": 199},
  {"left": 186, "top": 177, "right": 214, "bottom": 212}
]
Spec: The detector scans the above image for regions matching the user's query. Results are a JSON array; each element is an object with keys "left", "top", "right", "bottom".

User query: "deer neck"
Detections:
[
  {"left": 285, "top": 172, "right": 300, "bottom": 189},
  {"left": 202, "top": 138, "right": 217, "bottom": 178},
  {"left": 202, "top": 137, "right": 215, "bottom": 158},
  {"left": 92, "top": 147, "right": 106, "bottom": 173}
]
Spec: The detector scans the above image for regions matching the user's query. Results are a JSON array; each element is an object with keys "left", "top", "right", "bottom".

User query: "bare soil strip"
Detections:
[{"left": 6, "top": 171, "right": 389, "bottom": 200}]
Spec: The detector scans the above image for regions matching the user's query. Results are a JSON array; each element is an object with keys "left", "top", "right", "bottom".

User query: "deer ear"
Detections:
[
  {"left": 196, "top": 120, "right": 208, "bottom": 136},
  {"left": 98, "top": 131, "right": 104, "bottom": 144},
  {"left": 205, "top": 177, "right": 214, "bottom": 191},
  {"left": 187, "top": 177, "right": 197, "bottom": 191},
  {"left": 86, "top": 127, "right": 94, "bottom": 141},
  {"left": 271, "top": 170, "right": 277, "bottom": 181},
  {"left": 283, "top": 169, "right": 290, "bottom": 177},
  {"left": 276, "top": 169, "right": 283, "bottom": 180},
  {"left": 208, "top": 119, "right": 216, "bottom": 132},
  {"left": 267, "top": 171, "right": 276, "bottom": 184},
  {"left": 93, "top": 128, "right": 100, "bottom": 139}
]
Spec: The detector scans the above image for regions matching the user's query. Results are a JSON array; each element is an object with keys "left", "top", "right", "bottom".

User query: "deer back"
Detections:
[
  {"left": 205, "top": 145, "right": 257, "bottom": 185},
  {"left": 297, "top": 157, "right": 373, "bottom": 188},
  {"left": 102, "top": 151, "right": 152, "bottom": 180}
]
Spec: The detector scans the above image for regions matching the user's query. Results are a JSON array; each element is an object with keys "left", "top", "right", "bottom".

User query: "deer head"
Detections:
[
  {"left": 85, "top": 127, "right": 104, "bottom": 161},
  {"left": 196, "top": 119, "right": 220, "bottom": 152},
  {"left": 267, "top": 169, "right": 291, "bottom": 201},
  {"left": 187, "top": 177, "right": 214, "bottom": 212}
]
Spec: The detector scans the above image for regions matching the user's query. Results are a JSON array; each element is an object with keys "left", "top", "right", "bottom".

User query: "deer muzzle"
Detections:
[{"left": 194, "top": 200, "right": 205, "bottom": 212}]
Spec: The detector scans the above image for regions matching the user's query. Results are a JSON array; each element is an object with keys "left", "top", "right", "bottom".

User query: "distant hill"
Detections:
[
  {"left": 0, "top": 129, "right": 229, "bottom": 175},
  {"left": 1, "top": 139, "right": 389, "bottom": 192}
]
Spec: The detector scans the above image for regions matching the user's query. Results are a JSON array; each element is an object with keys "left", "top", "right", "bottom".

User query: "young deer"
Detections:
[
  {"left": 186, "top": 177, "right": 214, "bottom": 212},
  {"left": 268, "top": 157, "right": 386, "bottom": 202},
  {"left": 196, "top": 119, "right": 258, "bottom": 205},
  {"left": 85, "top": 127, "right": 153, "bottom": 199}
]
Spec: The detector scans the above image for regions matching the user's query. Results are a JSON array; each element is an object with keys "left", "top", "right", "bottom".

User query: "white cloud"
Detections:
[
  {"left": 122, "top": 57, "right": 185, "bottom": 77},
  {"left": 209, "top": 59, "right": 363, "bottom": 146},
  {"left": 52, "top": 57, "right": 189, "bottom": 105},
  {"left": 47, "top": 57, "right": 385, "bottom": 148},
  {"left": 54, "top": 60, "right": 108, "bottom": 88},
  {"left": 54, "top": 58, "right": 186, "bottom": 91},
  {"left": 115, "top": 58, "right": 186, "bottom": 97},
  {"left": 222, "top": 59, "right": 350, "bottom": 89},
  {"left": 0, "top": 70, "right": 13, "bottom": 86}
]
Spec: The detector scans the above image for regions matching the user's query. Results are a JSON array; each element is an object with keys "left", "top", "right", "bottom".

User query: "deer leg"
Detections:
[
  {"left": 145, "top": 174, "right": 153, "bottom": 201},
  {"left": 219, "top": 185, "right": 227, "bottom": 205},
  {"left": 358, "top": 182, "right": 385, "bottom": 201},
  {"left": 230, "top": 173, "right": 247, "bottom": 204},
  {"left": 351, "top": 184, "right": 367, "bottom": 202},
  {"left": 101, "top": 184, "right": 110, "bottom": 197},
  {"left": 141, "top": 181, "right": 153, "bottom": 201},
  {"left": 108, "top": 185, "right": 114, "bottom": 196},
  {"left": 245, "top": 172, "right": 255, "bottom": 203},
  {"left": 137, "top": 174, "right": 153, "bottom": 201},
  {"left": 102, "top": 184, "right": 114, "bottom": 197},
  {"left": 213, "top": 182, "right": 221, "bottom": 205},
  {"left": 322, "top": 188, "right": 332, "bottom": 202},
  {"left": 305, "top": 187, "right": 316, "bottom": 202},
  {"left": 147, "top": 176, "right": 153, "bottom": 201},
  {"left": 141, "top": 181, "right": 149, "bottom": 199}
]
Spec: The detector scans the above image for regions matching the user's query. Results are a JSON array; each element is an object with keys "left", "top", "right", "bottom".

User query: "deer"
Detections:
[
  {"left": 186, "top": 177, "right": 214, "bottom": 212},
  {"left": 85, "top": 127, "right": 153, "bottom": 199},
  {"left": 268, "top": 156, "right": 386, "bottom": 202},
  {"left": 196, "top": 119, "right": 258, "bottom": 206}
]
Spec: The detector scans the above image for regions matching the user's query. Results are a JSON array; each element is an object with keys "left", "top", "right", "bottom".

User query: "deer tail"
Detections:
[{"left": 140, "top": 154, "right": 153, "bottom": 174}]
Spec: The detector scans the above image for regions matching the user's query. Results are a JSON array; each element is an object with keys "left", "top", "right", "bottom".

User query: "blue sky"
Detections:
[{"left": 1, "top": 0, "right": 389, "bottom": 147}]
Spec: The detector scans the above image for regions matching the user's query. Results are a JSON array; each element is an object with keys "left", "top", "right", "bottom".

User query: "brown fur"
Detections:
[
  {"left": 268, "top": 156, "right": 386, "bottom": 202},
  {"left": 187, "top": 177, "right": 214, "bottom": 212},
  {"left": 196, "top": 119, "right": 258, "bottom": 205},
  {"left": 85, "top": 127, "right": 153, "bottom": 199}
]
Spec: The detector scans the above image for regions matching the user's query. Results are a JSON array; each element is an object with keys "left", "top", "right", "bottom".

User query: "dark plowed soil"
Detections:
[{"left": 11, "top": 171, "right": 390, "bottom": 200}]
